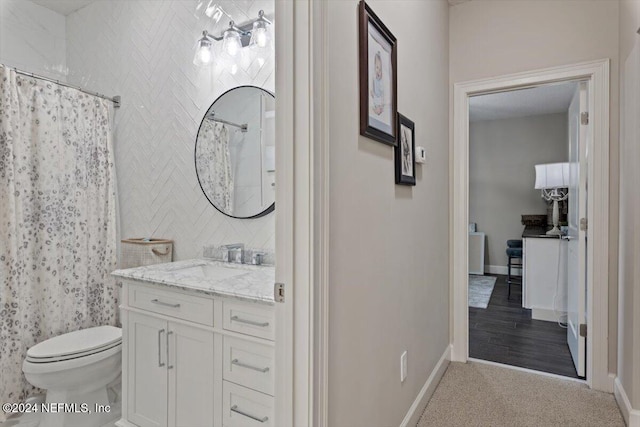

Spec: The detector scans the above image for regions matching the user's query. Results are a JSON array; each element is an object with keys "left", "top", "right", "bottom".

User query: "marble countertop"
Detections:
[
  {"left": 112, "top": 259, "right": 275, "bottom": 305},
  {"left": 522, "top": 225, "right": 563, "bottom": 239}
]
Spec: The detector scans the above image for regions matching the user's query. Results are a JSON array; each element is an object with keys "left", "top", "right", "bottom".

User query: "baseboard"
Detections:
[
  {"left": 115, "top": 419, "right": 138, "bottom": 427},
  {"left": 399, "top": 345, "right": 451, "bottom": 427},
  {"left": 614, "top": 377, "right": 640, "bottom": 426},
  {"left": 531, "top": 307, "right": 566, "bottom": 323},
  {"left": 485, "top": 265, "right": 522, "bottom": 276},
  {"left": 608, "top": 372, "right": 616, "bottom": 393}
]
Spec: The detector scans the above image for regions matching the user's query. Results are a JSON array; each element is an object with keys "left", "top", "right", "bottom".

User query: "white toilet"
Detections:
[{"left": 22, "top": 325, "right": 122, "bottom": 427}]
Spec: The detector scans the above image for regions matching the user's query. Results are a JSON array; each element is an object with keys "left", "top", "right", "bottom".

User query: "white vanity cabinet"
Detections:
[
  {"left": 117, "top": 280, "right": 275, "bottom": 427},
  {"left": 125, "top": 311, "right": 214, "bottom": 427}
]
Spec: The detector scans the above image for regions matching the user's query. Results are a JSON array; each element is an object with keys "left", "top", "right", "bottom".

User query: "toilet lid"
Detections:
[{"left": 27, "top": 326, "right": 122, "bottom": 360}]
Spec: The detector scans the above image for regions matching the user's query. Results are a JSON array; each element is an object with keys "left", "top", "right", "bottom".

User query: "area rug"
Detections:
[{"left": 468, "top": 275, "right": 497, "bottom": 309}]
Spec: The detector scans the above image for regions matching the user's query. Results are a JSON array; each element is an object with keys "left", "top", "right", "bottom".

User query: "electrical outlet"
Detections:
[{"left": 400, "top": 351, "right": 408, "bottom": 383}]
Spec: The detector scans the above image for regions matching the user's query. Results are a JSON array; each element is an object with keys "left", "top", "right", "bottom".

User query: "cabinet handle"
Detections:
[
  {"left": 167, "top": 331, "right": 174, "bottom": 370},
  {"left": 230, "top": 405, "right": 268, "bottom": 423},
  {"left": 232, "top": 359, "right": 270, "bottom": 373},
  {"left": 158, "top": 329, "right": 165, "bottom": 367},
  {"left": 151, "top": 299, "right": 181, "bottom": 308},
  {"left": 231, "top": 315, "right": 269, "bottom": 327}
]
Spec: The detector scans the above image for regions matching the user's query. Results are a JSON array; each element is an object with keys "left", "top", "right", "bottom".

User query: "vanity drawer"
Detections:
[
  {"left": 223, "top": 381, "right": 274, "bottom": 427},
  {"left": 223, "top": 302, "right": 275, "bottom": 341},
  {"left": 223, "top": 336, "right": 274, "bottom": 396},
  {"left": 128, "top": 284, "right": 214, "bottom": 326}
]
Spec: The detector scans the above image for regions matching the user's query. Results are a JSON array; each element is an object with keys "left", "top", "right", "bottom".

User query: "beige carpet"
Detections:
[{"left": 417, "top": 362, "right": 624, "bottom": 427}]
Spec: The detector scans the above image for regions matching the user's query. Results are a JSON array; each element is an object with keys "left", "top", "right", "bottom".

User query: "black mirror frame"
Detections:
[{"left": 194, "top": 85, "right": 275, "bottom": 219}]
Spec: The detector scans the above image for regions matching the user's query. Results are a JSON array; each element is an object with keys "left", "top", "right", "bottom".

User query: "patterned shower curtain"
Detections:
[
  {"left": 196, "top": 120, "right": 234, "bottom": 213},
  {"left": 0, "top": 65, "right": 118, "bottom": 418}
]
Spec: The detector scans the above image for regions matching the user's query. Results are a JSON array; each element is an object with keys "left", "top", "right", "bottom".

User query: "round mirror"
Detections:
[{"left": 195, "top": 86, "right": 275, "bottom": 219}]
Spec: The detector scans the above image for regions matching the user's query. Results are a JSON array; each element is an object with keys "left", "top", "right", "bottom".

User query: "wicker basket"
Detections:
[
  {"left": 521, "top": 214, "right": 547, "bottom": 227},
  {"left": 121, "top": 238, "right": 173, "bottom": 269}
]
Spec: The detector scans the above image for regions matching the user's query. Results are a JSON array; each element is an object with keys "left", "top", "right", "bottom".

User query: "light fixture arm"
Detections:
[
  {"left": 226, "top": 21, "right": 249, "bottom": 36},
  {"left": 200, "top": 30, "right": 221, "bottom": 42},
  {"left": 200, "top": 11, "right": 271, "bottom": 42},
  {"left": 255, "top": 10, "right": 272, "bottom": 25}
]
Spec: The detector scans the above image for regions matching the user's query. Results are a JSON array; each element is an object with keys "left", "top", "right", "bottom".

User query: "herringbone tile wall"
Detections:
[
  {"left": 0, "top": 0, "right": 67, "bottom": 81},
  {"left": 66, "top": 0, "right": 275, "bottom": 261}
]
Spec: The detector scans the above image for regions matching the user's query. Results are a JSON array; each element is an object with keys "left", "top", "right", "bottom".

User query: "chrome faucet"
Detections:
[
  {"left": 251, "top": 251, "right": 267, "bottom": 266},
  {"left": 224, "top": 243, "right": 245, "bottom": 264}
]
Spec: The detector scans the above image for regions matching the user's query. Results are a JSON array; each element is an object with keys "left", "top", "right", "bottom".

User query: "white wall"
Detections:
[
  {"left": 450, "top": 0, "right": 620, "bottom": 374},
  {"left": 0, "top": 0, "right": 67, "bottom": 80},
  {"left": 617, "top": 0, "right": 640, "bottom": 414},
  {"left": 469, "top": 113, "right": 568, "bottom": 269},
  {"left": 65, "top": 0, "right": 275, "bottom": 261},
  {"left": 327, "top": 0, "right": 450, "bottom": 425}
]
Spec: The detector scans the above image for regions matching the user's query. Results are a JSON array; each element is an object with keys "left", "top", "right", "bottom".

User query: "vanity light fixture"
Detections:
[{"left": 193, "top": 10, "right": 272, "bottom": 66}]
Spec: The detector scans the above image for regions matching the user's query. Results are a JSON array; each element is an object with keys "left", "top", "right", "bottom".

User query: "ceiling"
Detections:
[
  {"left": 469, "top": 82, "right": 578, "bottom": 122},
  {"left": 29, "top": 0, "right": 96, "bottom": 16},
  {"left": 28, "top": 0, "right": 472, "bottom": 19}
]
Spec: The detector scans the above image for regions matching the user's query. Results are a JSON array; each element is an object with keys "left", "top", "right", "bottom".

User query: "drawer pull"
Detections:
[
  {"left": 158, "top": 329, "right": 165, "bottom": 367},
  {"left": 232, "top": 358, "right": 270, "bottom": 373},
  {"left": 230, "top": 405, "right": 268, "bottom": 423},
  {"left": 151, "top": 299, "right": 181, "bottom": 308},
  {"left": 231, "top": 315, "right": 269, "bottom": 327}
]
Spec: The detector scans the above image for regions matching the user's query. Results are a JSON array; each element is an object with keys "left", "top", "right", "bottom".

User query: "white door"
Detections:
[
  {"left": 566, "top": 81, "right": 588, "bottom": 378},
  {"left": 127, "top": 312, "right": 168, "bottom": 427},
  {"left": 167, "top": 322, "right": 215, "bottom": 427}
]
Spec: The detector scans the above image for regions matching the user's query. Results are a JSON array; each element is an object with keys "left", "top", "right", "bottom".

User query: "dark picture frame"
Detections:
[
  {"left": 395, "top": 113, "right": 416, "bottom": 186},
  {"left": 358, "top": 1, "right": 398, "bottom": 146}
]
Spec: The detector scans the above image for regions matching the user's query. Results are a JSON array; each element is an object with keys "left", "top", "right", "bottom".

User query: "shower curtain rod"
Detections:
[
  {"left": 4, "top": 65, "right": 121, "bottom": 108},
  {"left": 207, "top": 115, "right": 248, "bottom": 132}
]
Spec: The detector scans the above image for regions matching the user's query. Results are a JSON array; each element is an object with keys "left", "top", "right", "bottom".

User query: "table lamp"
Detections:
[{"left": 534, "top": 163, "right": 570, "bottom": 236}]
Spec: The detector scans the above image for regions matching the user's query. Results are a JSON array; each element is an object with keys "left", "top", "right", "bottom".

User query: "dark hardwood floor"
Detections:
[{"left": 469, "top": 274, "right": 580, "bottom": 379}]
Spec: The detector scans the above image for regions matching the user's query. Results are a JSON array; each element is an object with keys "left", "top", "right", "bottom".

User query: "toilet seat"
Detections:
[{"left": 26, "top": 326, "right": 122, "bottom": 363}]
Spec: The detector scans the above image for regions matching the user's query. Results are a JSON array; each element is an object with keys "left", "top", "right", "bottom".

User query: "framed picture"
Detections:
[
  {"left": 358, "top": 0, "right": 397, "bottom": 146},
  {"left": 395, "top": 113, "right": 416, "bottom": 186}
]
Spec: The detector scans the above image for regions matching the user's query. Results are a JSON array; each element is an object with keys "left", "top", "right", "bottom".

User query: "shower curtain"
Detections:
[
  {"left": 196, "top": 120, "right": 234, "bottom": 213},
  {"left": 0, "top": 65, "right": 118, "bottom": 418}
]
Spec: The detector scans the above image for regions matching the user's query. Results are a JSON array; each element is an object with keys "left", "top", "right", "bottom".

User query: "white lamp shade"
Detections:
[{"left": 534, "top": 162, "right": 570, "bottom": 189}]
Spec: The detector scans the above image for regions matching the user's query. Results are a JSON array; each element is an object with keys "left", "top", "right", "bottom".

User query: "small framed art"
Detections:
[
  {"left": 395, "top": 113, "right": 416, "bottom": 186},
  {"left": 358, "top": 1, "right": 398, "bottom": 146}
]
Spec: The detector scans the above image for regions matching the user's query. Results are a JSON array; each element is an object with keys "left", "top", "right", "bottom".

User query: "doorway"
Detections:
[
  {"left": 466, "top": 80, "right": 585, "bottom": 379},
  {"left": 451, "top": 60, "right": 612, "bottom": 392}
]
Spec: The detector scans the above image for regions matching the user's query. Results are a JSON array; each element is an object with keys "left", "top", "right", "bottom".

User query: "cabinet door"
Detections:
[
  {"left": 127, "top": 312, "right": 168, "bottom": 427},
  {"left": 168, "top": 322, "right": 215, "bottom": 427}
]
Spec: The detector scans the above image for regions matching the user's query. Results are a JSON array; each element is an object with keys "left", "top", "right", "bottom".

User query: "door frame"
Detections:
[
  {"left": 451, "top": 59, "right": 612, "bottom": 392},
  {"left": 274, "top": 0, "right": 329, "bottom": 425}
]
